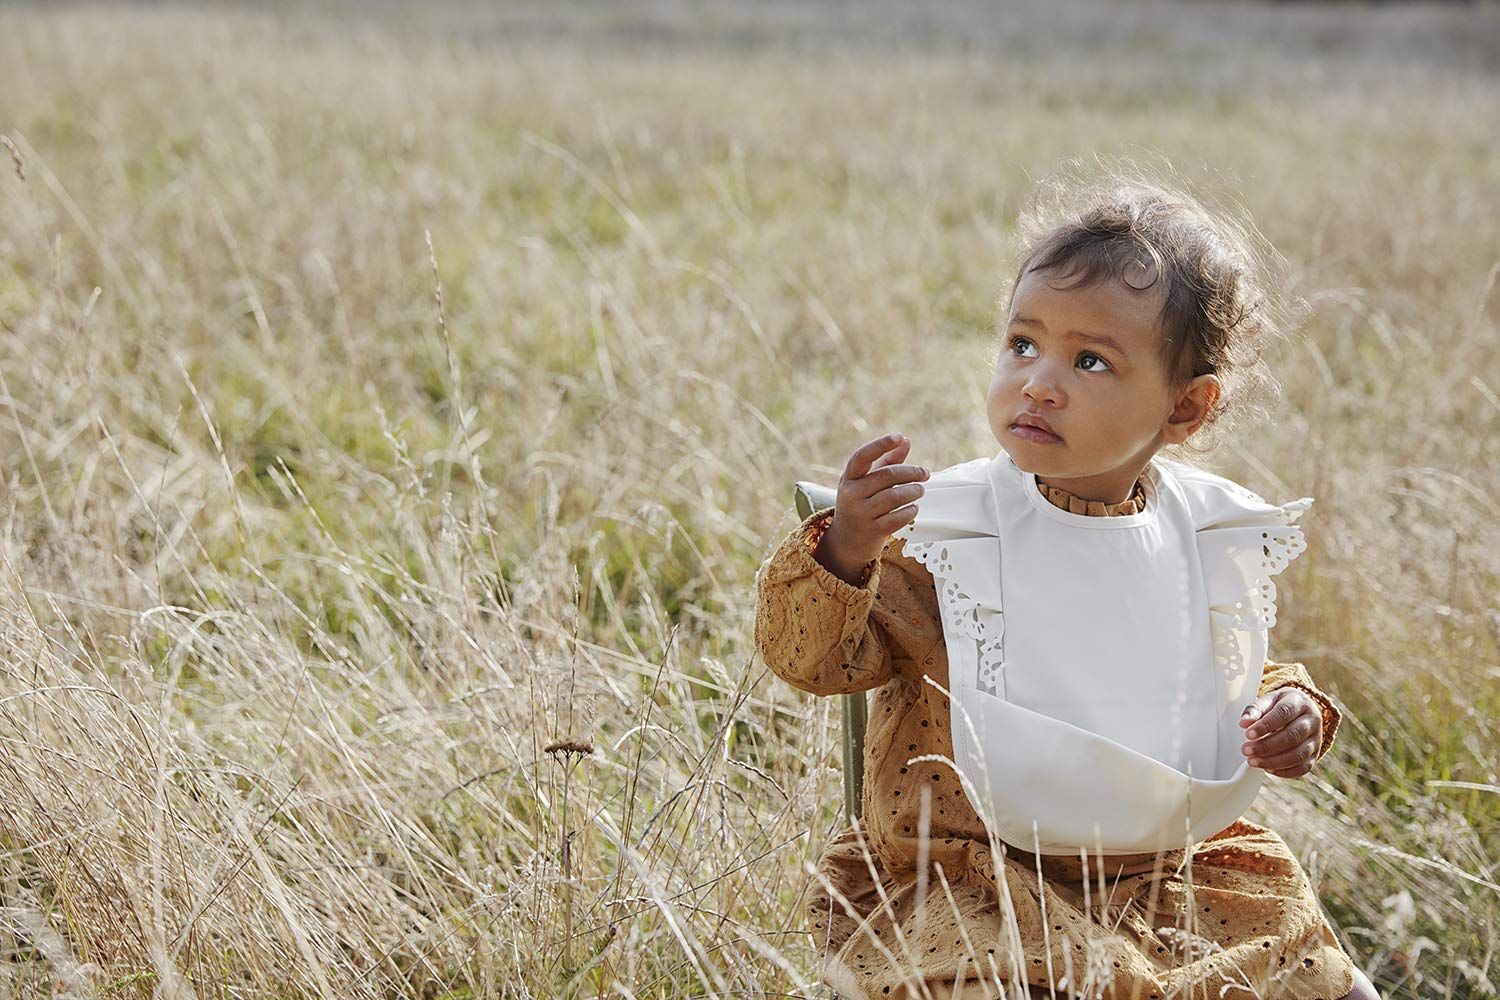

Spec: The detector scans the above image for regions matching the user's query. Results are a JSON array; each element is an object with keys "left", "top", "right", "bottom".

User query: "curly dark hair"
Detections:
[{"left": 992, "top": 155, "right": 1305, "bottom": 461}]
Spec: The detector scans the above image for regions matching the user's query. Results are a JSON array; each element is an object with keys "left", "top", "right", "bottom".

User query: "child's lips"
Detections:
[{"left": 1010, "top": 422, "right": 1062, "bottom": 443}]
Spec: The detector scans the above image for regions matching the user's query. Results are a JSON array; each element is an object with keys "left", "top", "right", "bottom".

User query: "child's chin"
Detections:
[{"left": 996, "top": 441, "right": 1053, "bottom": 473}]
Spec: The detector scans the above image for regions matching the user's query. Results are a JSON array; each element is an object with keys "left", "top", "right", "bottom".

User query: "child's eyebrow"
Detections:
[{"left": 1010, "top": 315, "right": 1128, "bottom": 356}]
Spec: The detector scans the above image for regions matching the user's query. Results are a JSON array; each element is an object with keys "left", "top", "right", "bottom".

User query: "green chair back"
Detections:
[{"left": 792, "top": 481, "right": 867, "bottom": 824}]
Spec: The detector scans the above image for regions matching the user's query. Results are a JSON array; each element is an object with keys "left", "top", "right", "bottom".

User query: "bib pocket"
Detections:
[{"left": 949, "top": 669, "right": 1266, "bottom": 856}]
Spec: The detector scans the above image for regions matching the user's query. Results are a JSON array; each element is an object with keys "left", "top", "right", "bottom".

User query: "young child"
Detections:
[{"left": 753, "top": 169, "right": 1379, "bottom": 1000}]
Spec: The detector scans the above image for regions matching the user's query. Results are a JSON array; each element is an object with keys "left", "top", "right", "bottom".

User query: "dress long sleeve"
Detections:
[
  {"left": 753, "top": 506, "right": 896, "bottom": 696},
  {"left": 1258, "top": 659, "right": 1342, "bottom": 763}
]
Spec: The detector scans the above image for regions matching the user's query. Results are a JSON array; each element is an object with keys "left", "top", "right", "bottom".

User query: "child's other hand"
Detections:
[
  {"left": 1239, "top": 688, "right": 1323, "bottom": 779},
  {"left": 814, "top": 433, "right": 929, "bottom": 585}
]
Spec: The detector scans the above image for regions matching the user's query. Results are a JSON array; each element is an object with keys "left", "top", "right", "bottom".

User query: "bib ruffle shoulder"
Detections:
[
  {"left": 888, "top": 457, "right": 1010, "bottom": 691},
  {"left": 1169, "top": 459, "right": 1314, "bottom": 688}
]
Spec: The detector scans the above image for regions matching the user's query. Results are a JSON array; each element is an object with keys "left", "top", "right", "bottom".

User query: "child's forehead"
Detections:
[{"left": 1010, "top": 267, "right": 1168, "bottom": 339}]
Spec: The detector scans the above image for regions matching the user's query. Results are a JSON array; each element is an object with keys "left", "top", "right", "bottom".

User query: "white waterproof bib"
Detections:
[{"left": 890, "top": 450, "right": 1313, "bottom": 856}]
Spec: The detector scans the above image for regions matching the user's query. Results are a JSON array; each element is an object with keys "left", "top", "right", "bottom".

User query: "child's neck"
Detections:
[
  {"left": 1036, "top": 476, "right": 1146, "bottom": 515},
  {"left": 1035, "top": 464, "right": 1149, "bottom": 507},
  {"left": 1044, "top": 470, "right": 1146, "bottom": 503},
  {"left": 1022, "top": 437, "right": 1161, "bottom": 506}
]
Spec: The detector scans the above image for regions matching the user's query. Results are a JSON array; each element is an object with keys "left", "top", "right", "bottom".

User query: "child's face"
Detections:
[{"left": 986, "top": 265, "right": 1217, "bottom": 490}]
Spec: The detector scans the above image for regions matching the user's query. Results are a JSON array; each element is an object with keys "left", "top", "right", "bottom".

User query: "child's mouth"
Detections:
[{"left": 1010, "top": 423, "right": 1063, "bottom": 444}]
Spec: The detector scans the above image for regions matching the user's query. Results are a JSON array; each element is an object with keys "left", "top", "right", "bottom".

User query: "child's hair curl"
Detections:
[{"left": 994, "top": 154, "right": 1306, "bottom": 462}]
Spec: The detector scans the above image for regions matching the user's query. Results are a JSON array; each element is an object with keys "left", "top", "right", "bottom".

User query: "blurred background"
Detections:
[{"left": 0, "top": 1, "right": 1496, "bottom": 996}]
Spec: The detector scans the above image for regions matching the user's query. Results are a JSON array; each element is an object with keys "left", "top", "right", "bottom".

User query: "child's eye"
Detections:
[{"left": 1008, "top": 337, "right": 1112, "bottom": 373}]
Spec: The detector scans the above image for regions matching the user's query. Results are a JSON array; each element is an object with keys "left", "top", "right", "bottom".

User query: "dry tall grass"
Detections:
[{"left": 0, "top": 2, "right": 1495, "bottom": 997}]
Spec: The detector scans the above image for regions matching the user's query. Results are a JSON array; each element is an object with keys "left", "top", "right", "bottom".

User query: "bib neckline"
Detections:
[{"left": 1001, "top": 452, "right": 1162, "bottom": 530}]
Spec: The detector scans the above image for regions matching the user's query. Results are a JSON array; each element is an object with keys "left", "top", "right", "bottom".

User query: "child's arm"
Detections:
[
  {"left": 1257, "top": 659, "right": 1341, "bottom": 763},
  {"left": 755, "top": 433, "right": 927, "bottom": 697},
  {"left": 753, "top": 506, "right": 898, "bottom": 697}
]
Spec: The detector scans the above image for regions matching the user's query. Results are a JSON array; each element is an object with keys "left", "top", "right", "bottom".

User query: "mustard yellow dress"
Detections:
[{"left": 753, "top": 476, "right": 1357, "bottom": 1000}]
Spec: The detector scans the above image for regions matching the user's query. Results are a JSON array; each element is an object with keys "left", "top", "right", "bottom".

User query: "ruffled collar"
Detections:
[{"left": 1034, "top": 476, "right": 1147, "bottom": 517}]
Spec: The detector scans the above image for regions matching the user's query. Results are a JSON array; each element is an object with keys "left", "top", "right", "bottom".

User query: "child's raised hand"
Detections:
[
  {"left": 1239, "top": 688, "right": 1323, "bottom": 779},
  {"left": 813, "top": 432, "right": 929, "bottom": 585}
]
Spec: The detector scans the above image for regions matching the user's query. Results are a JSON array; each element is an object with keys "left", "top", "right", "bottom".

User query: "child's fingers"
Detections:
[
  {"left": 1241, "top": 709, "right": 1318, "bottom": 759},
  {"left": 869, "top": 438, "right": 911, "bottom": 473},
  {"left": 1246, "top": 737, "right": 1317, "bottom": 775},
  {"left": 871, "top": 501, "right": 921, "bottom": 533},
  {"left": 1239, "top": 688, "right": 1291, "bottom": 738},
  {"left": 868, "top": 481, "right": 926, "bottom": 516},
  {"left": 846, "top": 433, "right": 908, "bottom": 481},
  {"left": 850, "top": 463, "right": 928, "bottom": 503}
]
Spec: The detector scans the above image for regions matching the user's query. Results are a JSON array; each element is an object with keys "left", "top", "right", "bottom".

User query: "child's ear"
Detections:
[{"left": 1162, "top": 374, "right": 1221, "bottom": 444}]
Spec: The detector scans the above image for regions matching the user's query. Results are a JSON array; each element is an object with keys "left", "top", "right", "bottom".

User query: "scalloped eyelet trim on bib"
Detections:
[
  {"left": 901, "top": 540, "right": 1008, "bottom": 693},
  {"left": 1204, "top": 497, "right": 1313, "bottom": 685}
]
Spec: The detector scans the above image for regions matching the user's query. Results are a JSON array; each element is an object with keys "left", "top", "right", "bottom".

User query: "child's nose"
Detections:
[{"left": 1023, "top": 371, "right": 1064, "bottom": 405}]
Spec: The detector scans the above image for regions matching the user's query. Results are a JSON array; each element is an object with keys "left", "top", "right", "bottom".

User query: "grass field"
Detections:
[{"left": 0, "top": 1, "right": 1496, "bottom": 996}]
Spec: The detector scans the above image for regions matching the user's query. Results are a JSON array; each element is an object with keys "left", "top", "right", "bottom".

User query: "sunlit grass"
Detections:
[{"left": 0, "top": 2, "right": 1495, "bottom": 996}]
